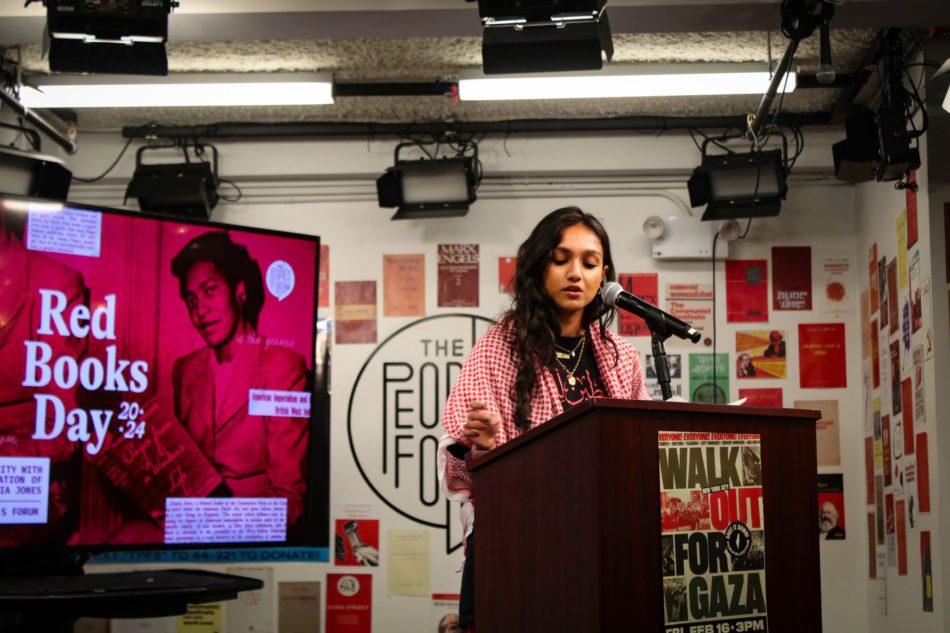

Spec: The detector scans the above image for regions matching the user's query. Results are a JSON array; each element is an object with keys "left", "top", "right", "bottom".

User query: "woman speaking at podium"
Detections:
[{"left": 440, "top": 206, "right": 650, "bottom": 632}]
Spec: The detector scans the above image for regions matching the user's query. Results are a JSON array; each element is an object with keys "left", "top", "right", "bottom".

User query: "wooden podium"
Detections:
[{"left": 468, "top": 398, "right": 822, "bottom": 633}]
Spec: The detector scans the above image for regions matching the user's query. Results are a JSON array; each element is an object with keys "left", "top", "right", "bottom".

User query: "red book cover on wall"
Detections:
[
  {"left": 726, "top": 259, "right": 769, "bottom": 322},
  {"left": 326, "top": 573, "right": 372, "bottom": 633},
  {"left": 887, "top": 259, "right": 899, "bottom": 335},
  {"left": 798, "top": 323, "right": 847, "bottom": 388},
  {"left": 498, "top": 256, "right": 516, "bottom": 295},
  {"left": 870, "top": 319, "right": 880, "bottom": 388},
  {"left": 868, "top": 243, "right": 879, "bottom": 314},
  {"left": 772, "top": 246, "right": 812, "bottom": 310},
  {"left": 916, "top": 432, "right": 931, "bottom": 513},
  {"left": 738, "top": 388, "right": 783, "bottom": 407},
  {"left": 335, "top": 281, "right": 378, "bottom": 344},
  {"left": 618, "top": 272, "right": 658, "bottom": 336},
  {"left": 438, "top": 243, "right": 479, "bottom": 307},
  {"left": 906, "top": 171, "right": 918, "bottom": 248}
]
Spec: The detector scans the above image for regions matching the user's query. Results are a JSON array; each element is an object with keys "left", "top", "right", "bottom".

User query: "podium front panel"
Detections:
[{"left": 469, "top": 399, "right": 821, "bottom": 633}]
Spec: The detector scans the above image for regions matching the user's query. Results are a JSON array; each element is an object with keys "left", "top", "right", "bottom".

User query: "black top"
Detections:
[{"left": 552, "top": 334, "right": 606, "bottom": 410}]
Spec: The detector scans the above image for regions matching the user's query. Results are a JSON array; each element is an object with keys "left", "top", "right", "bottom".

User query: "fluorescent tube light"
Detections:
[
  {"left": 457, "top": 64, "right": 796, "bottom": 101},
  {"left": 20, "top": 72, "right": 334, "bottom": 108}
]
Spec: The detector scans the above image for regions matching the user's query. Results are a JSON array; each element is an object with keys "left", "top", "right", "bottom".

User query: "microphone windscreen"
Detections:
[{"left": 601, "top": 281, "right": 623, "bottom": 307}]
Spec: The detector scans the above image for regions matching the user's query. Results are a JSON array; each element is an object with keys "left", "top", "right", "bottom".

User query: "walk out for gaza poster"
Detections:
[{"left": 659, "top": 431, "right": 768, "bottom": 633}]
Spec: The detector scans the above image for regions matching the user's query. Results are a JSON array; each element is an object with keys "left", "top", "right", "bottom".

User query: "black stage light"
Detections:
[
  {"left": 688, "top": 149, "right": 788, "bottom": 221},
  {"left": 482, "top": 16, "right": 613, "bottom": 74},
  {"left": 478, "top": 0, "right": 606, "bottom": 25},
  {"left": 376, "top": 158, "right": 477, "bottom": 220},
  {"left": 45, "top": 0, "right": 176, "bottom": 75},
  {"left": 832, "top": 107, "right": 920, "bottom": 184},
  {"left": 0, "top": 146, "right": 72, "bottom": 200},
  {"left": 477, "top": 0, "right": 613, "bottom": 74},
  {"left": 125, "top": 145, "right": 219, "bottom": 220}
]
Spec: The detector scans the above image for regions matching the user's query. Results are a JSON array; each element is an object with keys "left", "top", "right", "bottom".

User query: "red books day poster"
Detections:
[
  {"left": 726, "top": 259, "right": 769, "bottom": 322},
  {"left": 738, "top": 388, "right": 783, "bottom": 407},
  {"left": 772, "top": 246, "right": 812, "bottom": 311},
  {"left": 326, "top": 573, "right": 372, "bottom": 633},
  {"left": 798, "top": 323, "right": 847, "bottom": 388},
  {"left": 618, "top": 272, "right": 658, "bottom": 337},
  {"left": 438, "top": 244, "right": 479, "bottom": 307}
]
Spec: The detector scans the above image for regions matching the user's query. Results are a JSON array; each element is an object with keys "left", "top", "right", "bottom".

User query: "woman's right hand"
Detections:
[{"left": 463, "top": 401, "right": 501, "bottom": 451}]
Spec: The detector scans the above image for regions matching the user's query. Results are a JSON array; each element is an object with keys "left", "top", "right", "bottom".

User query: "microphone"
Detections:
[{"left": 601, "top": 282, "right": 702, "bottom": 343}]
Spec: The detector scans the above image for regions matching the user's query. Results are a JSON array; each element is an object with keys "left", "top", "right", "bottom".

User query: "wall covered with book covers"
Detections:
[
  {"left": 51, "top": 125, "right": 934, "bottom": 632},
  {"left": 854, "top": 107, "right": 950, "bottom": 633}
]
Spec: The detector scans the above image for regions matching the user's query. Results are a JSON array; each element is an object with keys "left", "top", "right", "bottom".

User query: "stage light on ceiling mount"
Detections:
[
  {"left": 476, "top": 0, "right": 613, "bottom": 74},
  {"left": 376, "top": 140, "right": 480, "bottom": 220},
  {"left": 0, "top": 146, "right": 72, "bottom": 201},
  {"left": 125, "top": 143, "right": 220, "bottom": 220},
  {"left": 687, "top": 149, "right": 789, "bottom": 221},
  {"left": 19, "top": 73, "right": 335, "bottom": 109},
  {"left": 43, "top": 0, "right": 177, "bottom": 75},
  {"left": 457, "top": 64, "right": 797, "bottom": 101},
  {"left": 377, "top": 158, "right": 478, "bottom": 220}
]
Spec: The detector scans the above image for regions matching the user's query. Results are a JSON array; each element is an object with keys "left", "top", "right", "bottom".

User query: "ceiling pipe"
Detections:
[
  {"left": 123, "top": 112, "right": 831, "bottom": 141},
  {"left": 0, "top": 86, "right": 77, "bottom": 154}
]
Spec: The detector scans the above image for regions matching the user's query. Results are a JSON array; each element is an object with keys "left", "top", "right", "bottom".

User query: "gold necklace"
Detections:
[
  {"left": 554, "top": 334, "right": 586, "bottom": 386},
  {"left": 554, "top": 335, "right": 584, "bottom": 360}
]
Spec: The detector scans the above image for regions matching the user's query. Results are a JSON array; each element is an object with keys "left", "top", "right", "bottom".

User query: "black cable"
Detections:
[
  {"left": 72, "top": 137, "right": 134, "bottom": 183},
  {"left": 739, "top": 218, "right": 753, "bottom": 239},
  {"left": 217, "top": 178, "right": 243, "bottom": 203},
  {"left": 0, "top": 120, "right": 40, "bottom": 151}
]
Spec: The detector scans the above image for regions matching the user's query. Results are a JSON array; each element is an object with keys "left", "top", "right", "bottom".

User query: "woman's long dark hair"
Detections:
[{"left": 506, "top": 206, "right": 618, "bottom": 431}]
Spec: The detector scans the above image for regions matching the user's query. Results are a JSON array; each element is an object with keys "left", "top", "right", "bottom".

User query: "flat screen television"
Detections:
[{"left": 0, "top": 195, "right": 327, "bottom": 560}]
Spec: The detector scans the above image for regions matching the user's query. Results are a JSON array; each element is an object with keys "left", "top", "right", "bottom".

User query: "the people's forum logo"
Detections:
[{"left": 347, "top": 314, "right": 493, "bottom": 553}]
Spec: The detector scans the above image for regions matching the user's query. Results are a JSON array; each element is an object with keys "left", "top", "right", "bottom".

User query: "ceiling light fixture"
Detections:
[
  {"left": 20, "top": 73, "right": 335, "bottom": 109},
  {"left": 457, "top": 64, "right": 796, "bottom": 101}
]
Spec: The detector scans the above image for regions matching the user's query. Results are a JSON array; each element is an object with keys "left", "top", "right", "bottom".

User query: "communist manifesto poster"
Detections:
[{"left": 659, "top": 431, "right": 768, "bottom": 633}]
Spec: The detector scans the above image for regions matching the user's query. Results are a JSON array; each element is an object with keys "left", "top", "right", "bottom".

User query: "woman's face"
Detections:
[
  {"left": 182, "top": 260, "right": 245, "bottom": 349},
  {"left": 543, "top": 223, "right": 606, "bottom": 322},
  {"left": 738, "top": 354, "right": 750, "bottom": 367}
]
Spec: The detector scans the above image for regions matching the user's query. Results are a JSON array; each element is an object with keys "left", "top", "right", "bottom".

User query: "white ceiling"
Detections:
[{"left": 1, "top": 0, "right": 949, "bottom": 130}]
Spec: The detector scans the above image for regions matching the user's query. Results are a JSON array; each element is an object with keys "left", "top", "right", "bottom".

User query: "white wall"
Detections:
[
  {"left": 855, "top": 107, "right": 948, "bottom": 633},
  {"left": 65, "top": 129, "right": 871, "bottom": 632}
]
